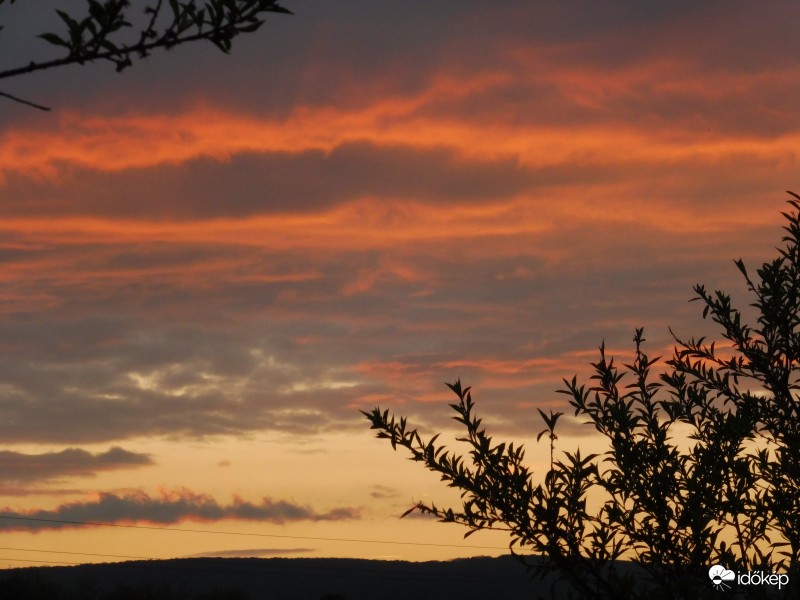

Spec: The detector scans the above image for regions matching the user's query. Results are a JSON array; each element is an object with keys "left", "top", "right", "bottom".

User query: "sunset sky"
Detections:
[{"left": 0, "top": 1, "right": 799, "bottom": 568}]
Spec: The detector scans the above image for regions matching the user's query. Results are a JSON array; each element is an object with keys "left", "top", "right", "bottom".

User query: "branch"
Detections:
[
  {"left": 0, "top": 89, "right": 50, "bottom": 111},
  {"left": 0, "top": 1, "right": 293, "bottom": 109},
  {"left": 0, "top": 1, "right": 292, "bottom": 82}
]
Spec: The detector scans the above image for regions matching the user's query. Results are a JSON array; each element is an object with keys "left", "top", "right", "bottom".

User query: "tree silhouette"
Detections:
[
  {"left": 0, "top": 0, "right": 292, "bottom": 110},
  {"left": 363, "top": 192, "right": 800, "bottom": 598}
]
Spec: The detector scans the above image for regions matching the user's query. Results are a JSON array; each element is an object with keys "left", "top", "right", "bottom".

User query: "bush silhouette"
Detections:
[{"left": 363, "top": 192, "right": 800, "bottom": 598}]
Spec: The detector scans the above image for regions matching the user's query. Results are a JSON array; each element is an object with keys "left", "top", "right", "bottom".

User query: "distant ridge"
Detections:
[{"left": 0, "top": 555, "right": 543, "bottom": 600}]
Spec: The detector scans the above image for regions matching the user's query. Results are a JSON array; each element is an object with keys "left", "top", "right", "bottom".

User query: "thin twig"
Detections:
[{"left": 0, "top": 89, "right": 51, "bottom": 111}]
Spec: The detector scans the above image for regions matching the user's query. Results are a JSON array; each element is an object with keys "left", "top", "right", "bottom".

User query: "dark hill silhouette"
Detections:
[{"left": 0, "top": 555, "right": 545, "bottom": 600}]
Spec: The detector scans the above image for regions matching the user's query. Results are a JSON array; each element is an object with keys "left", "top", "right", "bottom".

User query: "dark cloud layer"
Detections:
[{"left": 0, "top": 489, "right": 359, "bottom": 531}]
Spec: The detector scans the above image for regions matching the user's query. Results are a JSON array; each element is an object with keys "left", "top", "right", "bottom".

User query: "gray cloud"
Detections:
[
  {"left": 1, "top": 0, "right": 797, "bottom": 135},
  {"left": 369, "top": 485, "right": 399, "bottom": 500},
  {"left": 0, "top": 143, "right": 535, "bottom": 219},
  {"left": 0, "top": 489, "right": 360, "bottom": 531},
  {"left": 2, "top": 1, "right": 788, "bottom": 112},
  {"left": 0, "top": 446, "right": 153, "bottom": 483}
]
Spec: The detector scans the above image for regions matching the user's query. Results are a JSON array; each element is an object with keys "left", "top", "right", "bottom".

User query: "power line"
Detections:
[
  {"left": 0, "top": 514, "right": 507, "bottom": 550},
  {"left": 0, "top": 544, "right": 520, "bottom": 578},
  {"left": 0, "top": 547, "right": 149, "bottom": 561},
  {"left": 2, "top": 556, "right": 76, "bottom": 566}
]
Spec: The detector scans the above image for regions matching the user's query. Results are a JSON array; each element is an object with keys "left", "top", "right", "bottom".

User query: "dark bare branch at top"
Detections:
[{"left": 0, "top": 0, "right": 293, "bottom": 110}]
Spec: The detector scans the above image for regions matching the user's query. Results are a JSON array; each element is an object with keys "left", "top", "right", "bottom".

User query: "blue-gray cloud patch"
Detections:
[
  {"left": 0, "top": 489, "right": 359, "bottom": 531},
  {"left": 0, "top": 446, "right": 153, "bottom": 483}
]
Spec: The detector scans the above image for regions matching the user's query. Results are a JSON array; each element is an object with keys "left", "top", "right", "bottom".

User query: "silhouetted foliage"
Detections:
[
  {"left": 0, "top": 0, "right": 292, "bottom": 110},
  {"left": 363, "top": 192, "right": 800, "bottom": 598}
]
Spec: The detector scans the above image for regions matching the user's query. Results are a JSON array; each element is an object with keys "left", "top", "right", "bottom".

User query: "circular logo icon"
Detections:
[{"left": 709, "top": 564, "right": 736, "bottom": 591}]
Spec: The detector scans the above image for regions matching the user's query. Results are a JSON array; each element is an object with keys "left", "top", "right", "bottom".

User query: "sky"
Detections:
[{"left": 0, "top": 0, "right": 799, "bottom": 568}]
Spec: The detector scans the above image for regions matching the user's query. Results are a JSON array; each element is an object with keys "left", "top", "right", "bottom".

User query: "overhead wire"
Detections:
[
  {"left": 0, "top": 514, "right": 507, "bottom": 550},
  {"left": 0, "top": 514, "right": 521, "bottom": 584}
]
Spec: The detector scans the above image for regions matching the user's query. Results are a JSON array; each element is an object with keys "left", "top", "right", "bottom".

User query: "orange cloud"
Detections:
[{"left": 2, "top": 58, "right": 798, "bottom": 187}]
